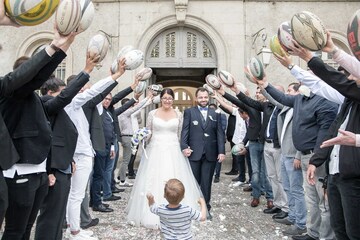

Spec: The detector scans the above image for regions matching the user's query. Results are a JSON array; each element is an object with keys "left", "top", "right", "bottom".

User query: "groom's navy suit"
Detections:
[{"left": 181, "top": 106, "right": 225, "bottom": 210}]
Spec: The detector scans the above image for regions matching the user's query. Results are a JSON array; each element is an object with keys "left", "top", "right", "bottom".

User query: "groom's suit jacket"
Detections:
[{"left": 180, "top": 106, "right": 225, "bottom": 161}]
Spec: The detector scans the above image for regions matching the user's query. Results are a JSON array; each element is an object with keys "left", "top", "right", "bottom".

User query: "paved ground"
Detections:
[
  {"left": 80, "top": 172, "right": 292, "bottom": 240},
  {"left": 1, "top": 158, "right": 293, "bottom": 240}
]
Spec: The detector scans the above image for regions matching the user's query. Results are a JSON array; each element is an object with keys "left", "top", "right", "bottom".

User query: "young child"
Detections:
[{"left": 147, "top": 178, "right": 206, "bottom": 239}]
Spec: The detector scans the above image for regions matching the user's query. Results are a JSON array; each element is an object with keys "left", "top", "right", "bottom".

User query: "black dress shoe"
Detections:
[
  {"left": 206, "top": 212, "right": 213, "bottom": 221},
  {"left": 103, "top": 194, "right": 121, "bottom": 201},
  {"left": 81, "top": 218, "right": 99, "bottom": 229},
  {"left": 213, "top": 177, "right": 220, "bottom": 183},
  {"left": 128, "top": 174, "right": 136, "bottom": 179},
  {"left": 243, "top": 186, "right": 252, "bottom": 192},
  {"left": 112, "top": 186, "right": 125, "bottom": 194},
  {"left": 272, "top": 210, "right": 288, "bottom": 219},
  {"left": 225, "top": 170, "right": 238, "bottom": 175},
  {"left": 101, "top": 203, "right": 110, "bottom": 208},
  {"left": 263, "top": 207, "right": 282, "bottom": 214},
  {"left": 92, "top": 204, "right": 114, "bottom": 212},
  {"left": 292, "top": 234, "right": 317, "bottom": 240}
]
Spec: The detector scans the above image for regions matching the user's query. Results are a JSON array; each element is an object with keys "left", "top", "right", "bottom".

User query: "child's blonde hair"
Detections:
[{"left": 164, "top": 178, "right": 185, "bottom": 205}]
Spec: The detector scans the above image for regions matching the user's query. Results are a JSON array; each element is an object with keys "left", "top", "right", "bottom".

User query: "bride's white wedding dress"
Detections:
[{"left": 126, "top": 109, "right": 204, "bottom": 229}]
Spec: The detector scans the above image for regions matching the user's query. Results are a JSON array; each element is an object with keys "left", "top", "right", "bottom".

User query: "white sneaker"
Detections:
[
  {"left": 69, "top": 229, "right": 97, "bottom": 240},
  {"left": 119, "top": 181, "right": 133, "bottom": 187},
  {"left": 232, "top": 181, "right": 245, "bottom": 187}
]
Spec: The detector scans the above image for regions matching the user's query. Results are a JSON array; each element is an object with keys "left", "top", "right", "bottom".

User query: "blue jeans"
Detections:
[
  {"left": 92, "top": 145, "right": 113, "bottom": 206},
  {"left": 103, "top": 148, "right": 115, "bottom": 200},
  {"left": 281, "top": 155, "right": 306, "bottom": 229},
  {"left": 249, "top": 141, "right": 273, "bottom": 199}
]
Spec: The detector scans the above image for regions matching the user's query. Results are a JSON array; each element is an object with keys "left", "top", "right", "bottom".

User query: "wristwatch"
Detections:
[
  {"left": 287, "top": 64, "right": 295, "bottom": 70},
  {"left": 50, "top": 44, "right": 60, "bottom": 52}
]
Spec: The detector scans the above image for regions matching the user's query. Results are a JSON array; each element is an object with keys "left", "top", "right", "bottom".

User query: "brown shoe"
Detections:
[
  {"left": 267, "top": 200, "right": 274, "bottom": 209},
  {"left": 251, "top": 198, "right": 260, "bottom": 207}
]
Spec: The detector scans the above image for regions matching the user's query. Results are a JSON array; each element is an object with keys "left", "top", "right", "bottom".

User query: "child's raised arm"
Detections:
[{"left": 147, "top": 193, "right": 155, "bottom": 206}]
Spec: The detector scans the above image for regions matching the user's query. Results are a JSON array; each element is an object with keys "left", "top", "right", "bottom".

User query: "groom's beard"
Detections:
[{"left": 197, "top": 102, "right": 208, "bottom": 108}]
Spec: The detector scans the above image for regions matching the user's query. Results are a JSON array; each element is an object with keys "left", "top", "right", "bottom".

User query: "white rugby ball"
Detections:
[
  {"left": 235, "top": 81, "right": 247, "bottom": 93},
  {"left": 278, "top": 21, "right": 295, "bottom": 52},
  {"left": 124, "top": 50, "right": 144, "bottom": 70},
  {"left": 117, "top": 45, "right": 134, "bottom": 59},
  {"left": 134, "top": 81, "right": 147, "bottom": 94},
  {"left": 77, "top": 0, "right": 95, "bottom": 33},
  {"left": 231, "top": 143, "right": 245, "bottom": 156},
  {"left": 87, "top": 33, "right": 110, "bottom": 63},
  {"left": 218, "top": 70, "right": 235, "bottom": 87},
  {"left": 249, "top": 57, "right": 265, "bottom": 80},
  {"left": 205, "top": 74, "right": 221, "bottom": 90},
  {"left": 291, "top": 11, "right": 327, "bottom": 51},
  {"left": 136, "top": 68, "right": 153, "bottom": 81},
  {"left": 55, "top": 0, "right": 82, "bottom": 36},
  {"left": 244, "top": 65, "right": 257, "bottom": 84},
  {"left": 203, "top": 84, "right": 214, "bottom": 95}
]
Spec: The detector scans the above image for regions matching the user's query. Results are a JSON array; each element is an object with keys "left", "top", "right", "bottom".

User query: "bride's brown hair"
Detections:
[{"left": 160, "top": 88, "right": 174, "bottom": 99}]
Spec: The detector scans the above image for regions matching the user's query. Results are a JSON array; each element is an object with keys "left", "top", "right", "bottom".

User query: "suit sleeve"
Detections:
[
  {"left": 180, "top": 109, "right": 191, "bottom": 150},
  {"left": 114, "top": 98, "right": 135, "bottom": 116},
  {"left": 308, "top": 57, "right": 360, "bottom": 102},
  {"left": 84, "top": 81, "right": 118, "bottom": 109},
  {"left": 0, "top": 49, "right": 52, "bottom": 97},
  {"left": 13, "top": 50, "right": 67, "bottom": 98},
  {"left": 111, "top": 86, "right": 133, "bottom": 106},
  {"left": 43, "top": 71, "right": 89, "bottom": 116},
  {"left": 237, "top": 92, "right": 264, "bottom": 111},
  {"left": 265, "top": 84, "right": 296, "bottom": 107}
]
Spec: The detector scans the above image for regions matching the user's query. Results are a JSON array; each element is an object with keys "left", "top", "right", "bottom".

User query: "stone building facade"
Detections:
[{"left": 0, "top": 0, "right": 358, "bottom": 111}]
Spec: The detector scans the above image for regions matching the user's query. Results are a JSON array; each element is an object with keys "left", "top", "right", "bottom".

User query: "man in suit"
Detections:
[
  {"left": 34, "top": 53, "right": 98, "bottom": 240},
  {"left": 0, "top": 30, "right": 76, "bottom": 239},
  {"left": 181, "top": 87, "right": 225, "bottom": 216}
]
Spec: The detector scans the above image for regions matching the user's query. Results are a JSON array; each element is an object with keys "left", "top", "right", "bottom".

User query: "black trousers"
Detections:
[
  {"left": 189, "top": 154, "right": 216, "bottom": 211},
  {"left": 328, "top": 174, "right": 360, "bottom": 240},
  {"left": 2, "top": 172, "right": 48, "bottom": 240},
  {"left": 35, "top": 170, "right": 71, "bottom": 240},
  {"left": 0, "top": 171, "right": 8, "bottom": 229}
]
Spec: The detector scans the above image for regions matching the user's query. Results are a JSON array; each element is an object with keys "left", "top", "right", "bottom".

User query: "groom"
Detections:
[{"left": 181, "top": 87, "right": 225, "bottom": 217}]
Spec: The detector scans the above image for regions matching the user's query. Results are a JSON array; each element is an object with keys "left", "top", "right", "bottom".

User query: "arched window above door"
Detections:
[{"left": 146, "top": 27, "right": 217, "bottom": 68}]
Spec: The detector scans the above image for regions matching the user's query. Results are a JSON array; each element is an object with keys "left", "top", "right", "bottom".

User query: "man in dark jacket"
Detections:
[
  {"left": 34, "top": 53, "right": 98, "bottom": 240},
  {"left": 0, "top": 30, "right": 76, "bottom": 239}
]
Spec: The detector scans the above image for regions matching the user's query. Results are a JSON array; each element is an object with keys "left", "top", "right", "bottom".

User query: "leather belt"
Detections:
[
  {"left": 121, "top": 134, "right": 133, "bottom": 137},
  {"left": 301, "top": 149, "right": 314, "bottom": 155},
  {"left": 265, "top": 139, "right": 274, "bottom": 143}
]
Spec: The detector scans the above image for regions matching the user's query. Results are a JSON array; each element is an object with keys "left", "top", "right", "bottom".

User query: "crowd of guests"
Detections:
[{"left": 210, "top": 30, "right": 360, "bottom": 240}]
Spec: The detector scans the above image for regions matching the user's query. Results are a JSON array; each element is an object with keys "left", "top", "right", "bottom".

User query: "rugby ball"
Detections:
[
  {"left": 117, "top": 45, "right": 134, "bottom": 60},
  {"left": 4, "top": 0, "right": 60, "bottom": 26},
  {"left": 249, "top": 57, "right": 265, "bottom": 80},
  {"left": 76, "top": 0, "right": 95, "bottom": 33},
  {"left": 231, "top": 143, "right": 245, "bottom": 156},
  {"left": 291, "top": 11, "right": 327, "bottom": 51},
  {"left": 87, "top": 33, "right": 110, "bottom": 63},
  {"left": 270, "top": 35, "right": 287, "bottom": 57},
  {"left": 124, "top": 50, "right": 144, "bottom": 70},
  {"left": 134, "top": 81, "right": 147, "bottom": 94},
  {"left": 218, "top": 70, "right": 235, "bottom": 87},
  {"left": 152, "top": 95, "right": 161, "bottom": 104},
  {"left": 278, "top": 21, "right": 295, "bottom": 52},
  {"left": 136, "top": 68, "right": 153, "bottom": 81},
  {"left": 55, "top": 0, "right": 82, "bottom": 36},
  {"left": 235, "top": 82, "right": 247, "bottom": 93},
  {"left": 347, "top": 9, "right": 360, "bottom": 61},
  {"left": 203, "top": 84, "right": 214, "bottom": 95},
  {"left": 244, "top": 65, "right": 257, "bottom": 84},
  {"left": 205, "top": 74, "right": 221, "bottom": 90},
  {"left": 148, "top": 84, "right": 163, "bottom": 96}
]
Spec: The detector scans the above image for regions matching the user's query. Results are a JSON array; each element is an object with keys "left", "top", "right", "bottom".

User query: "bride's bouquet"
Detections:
[{"left": 131, "top": 127, "right": 151, "bottom": 156}]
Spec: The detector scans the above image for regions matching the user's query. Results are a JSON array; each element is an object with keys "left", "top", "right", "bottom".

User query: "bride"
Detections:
[{"left": 126, "top": 88, "right": 204, "bottom": 229}]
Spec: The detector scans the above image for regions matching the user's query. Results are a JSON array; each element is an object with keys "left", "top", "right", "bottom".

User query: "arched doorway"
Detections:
[{"left": 145, "top": 26, "right": 217, "bottom": 111}]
